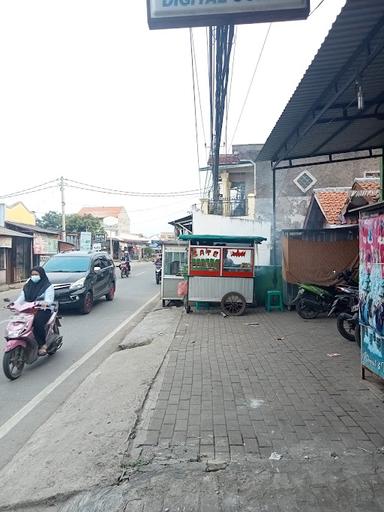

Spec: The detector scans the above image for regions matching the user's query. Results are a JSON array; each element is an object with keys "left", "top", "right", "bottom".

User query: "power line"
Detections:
[
  {"left": 64, "top": 179, "right": 199, "bottom": 197},
  {"left": 190, "top": 29, "right": 208, "bottom": 151},
  {"left": 230, "top": 24, "right": 272, "bottom": 146},
  {"left": 309, "top": 0, "right": 327, "bottom": 16},
  {"left": 129, "top": 195, "right": 200, "bottom": 214},
  {"left": 224, "top": 27, "right": 237, "bottom": 152},
  {"left": 0, "top": 179, "right": 58, "bottom": 199},
  {"left": 190, "top": 28, "right": 203, "bottom": 197},
  {"left": 0, "top": 178, "right": 200, "bottom": 200}
]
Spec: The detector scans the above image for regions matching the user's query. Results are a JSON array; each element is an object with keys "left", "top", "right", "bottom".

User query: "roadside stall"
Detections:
[
  {"left": 179, "top": 234, "right": 266, "bottom": 316},
  {"left": 359, "top": 203, "right": 384, "bottom": 382},
  {"left": 161, "top": 241, "right": 188, "bottom": 307}
]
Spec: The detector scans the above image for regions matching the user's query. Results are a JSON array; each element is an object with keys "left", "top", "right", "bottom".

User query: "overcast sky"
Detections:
[{"left": 0, "top": 0, "right": 346, "bottom": 236}]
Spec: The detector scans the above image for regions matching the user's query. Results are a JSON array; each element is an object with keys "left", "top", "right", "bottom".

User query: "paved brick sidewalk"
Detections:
[{"left": 130, "top": 309, "right": 384, "bottom": 464}]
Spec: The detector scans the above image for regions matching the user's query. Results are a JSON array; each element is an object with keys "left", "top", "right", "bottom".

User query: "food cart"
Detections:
[
  {"left": 359, "top": 203, "right": 384, "bottom": 382},
  {"left": 161, "top": 241, "right": 188, "bottom": 307},
  {"left": 179, "top": 234, "right": 266, "bottom": 316}
]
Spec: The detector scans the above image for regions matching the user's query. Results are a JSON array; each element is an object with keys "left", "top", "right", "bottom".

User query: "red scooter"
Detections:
[
  {"left": 3, "top": 301, "right": 63, "bottom": 380},
  {"left": 120, "top": 261, "right": 130, "bottom": 278}
]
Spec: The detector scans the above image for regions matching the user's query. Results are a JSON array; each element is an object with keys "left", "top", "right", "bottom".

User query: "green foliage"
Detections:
[
  {"left": 37, "top": 211, "right": 62, "bottom": 230},
  {"left": 37, "top": 211, "right": 105, "bottom": 237},
  {"left": 66, "top": 214, "right": 105, "bottom": 237},
  {"left": 143, "top": 247, "right": 154, "bottom": 258}
]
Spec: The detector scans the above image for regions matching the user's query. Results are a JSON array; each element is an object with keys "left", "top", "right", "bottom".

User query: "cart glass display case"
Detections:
[{"left": 161, "top": 242, "right": 188, "bottom": 306}]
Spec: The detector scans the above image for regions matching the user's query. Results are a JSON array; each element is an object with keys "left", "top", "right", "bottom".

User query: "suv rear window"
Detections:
[{"left": 44, "top": 256, "right": 91, "bottom": 273}]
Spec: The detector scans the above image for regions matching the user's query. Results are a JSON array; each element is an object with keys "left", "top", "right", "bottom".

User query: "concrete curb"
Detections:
[
  {"left": 119, "top": 306, "right": 181, "bottom": 350},
  {"left": 0, "top": 306, "right": 183, "bottom": 511}
]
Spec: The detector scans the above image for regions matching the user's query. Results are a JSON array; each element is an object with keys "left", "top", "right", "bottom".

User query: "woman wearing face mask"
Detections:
[{"left": 14, "top": 266, "right": 55, "bottom": 356}]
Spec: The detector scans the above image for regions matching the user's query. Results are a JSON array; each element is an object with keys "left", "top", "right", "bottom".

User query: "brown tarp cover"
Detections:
[{"left": 282, "top": 238, "right": 359, "bottom": 286}]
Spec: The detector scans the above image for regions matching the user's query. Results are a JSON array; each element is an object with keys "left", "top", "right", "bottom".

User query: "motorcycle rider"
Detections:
[
  {"left": 121, "top": 250, "right": 131, "bottom": 272},
  {"left": 13, "top": 266, "right": 54, "bottom": 356},
  {"left": 154, "top": 254, "right": 162, "bottom": 269},
  {"left": 154, "top": 253, "right": 162, "bottom": 283}
]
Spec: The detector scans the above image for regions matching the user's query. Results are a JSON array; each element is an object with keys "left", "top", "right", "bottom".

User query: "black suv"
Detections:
[{"left": 43, "top": 251, "right": 116, "bottom": 314}]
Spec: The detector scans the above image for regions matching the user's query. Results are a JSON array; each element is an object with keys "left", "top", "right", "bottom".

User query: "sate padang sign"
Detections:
[{"left": 147, "top": 0, "right": 310, "bottom": 29}]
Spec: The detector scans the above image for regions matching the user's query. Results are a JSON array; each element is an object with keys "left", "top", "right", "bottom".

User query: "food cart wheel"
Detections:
[{"left": 221, "top": 292, "right": 246, "bottom": 316}]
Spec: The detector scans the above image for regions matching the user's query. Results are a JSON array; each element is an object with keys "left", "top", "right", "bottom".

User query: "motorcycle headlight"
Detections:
[{"left": 69, "top": 277, "right": 86, "bottom": 291}]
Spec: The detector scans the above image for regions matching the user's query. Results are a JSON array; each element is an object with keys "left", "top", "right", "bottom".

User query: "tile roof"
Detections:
[
  {"left": 78, "top": 207, "right": 125, "bottom": 218},
  {"left": 352, "top": 178, "right": 380, "bottom": 191},
  {"left": 315, "top": 191, "right": 350, "bottom": 225}
]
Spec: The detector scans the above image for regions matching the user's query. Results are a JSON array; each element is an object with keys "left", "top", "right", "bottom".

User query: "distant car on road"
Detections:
[{"left": 43, "top": 251, "right": 116, "bottom": 314}]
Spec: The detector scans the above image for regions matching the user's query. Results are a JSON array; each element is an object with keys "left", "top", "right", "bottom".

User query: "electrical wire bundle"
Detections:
[{"left": 209, "top": 25, "right": 235, "bottom": 208}]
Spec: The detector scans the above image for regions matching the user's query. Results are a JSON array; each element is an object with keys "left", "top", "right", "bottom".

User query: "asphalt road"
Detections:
[{"left": 0, "top": 262, "right": 158, "bottom": 471}]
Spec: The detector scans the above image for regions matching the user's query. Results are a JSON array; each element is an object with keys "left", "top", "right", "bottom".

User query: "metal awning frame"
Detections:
[
  {"left": 267, "top": 10, "right": 384, "bottom": 170},
  {"left": 274, "top": 148, "right": 383, "bottom": 171}
]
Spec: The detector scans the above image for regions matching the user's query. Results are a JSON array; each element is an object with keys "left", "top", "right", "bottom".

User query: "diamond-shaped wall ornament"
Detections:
[{"left": 294, "top": 170, "right": 317, "bottom": 193}]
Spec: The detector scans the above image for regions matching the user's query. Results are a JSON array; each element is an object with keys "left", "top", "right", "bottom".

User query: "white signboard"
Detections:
[
  {"left": 0, "top": 236, "right": 12, "bottom": 249},
  {"left": 148, "top": 0, "right": 310, "bottom": 29},
  {"left": 80, "top": 232, "right": 92, "bottom": 252}
]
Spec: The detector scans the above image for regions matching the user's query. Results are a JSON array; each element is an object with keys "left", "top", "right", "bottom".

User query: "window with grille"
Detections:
[
  {"left": 0, "top": 249, "right": 5, "bottom": 270},
  {"left": 294, "top": 170, "right": 317, "bottom": 193},
  {"left": 364, "top": 171, "right": 380, "bottom": 178}
]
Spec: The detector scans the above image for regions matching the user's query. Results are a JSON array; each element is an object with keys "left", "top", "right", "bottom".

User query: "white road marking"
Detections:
[
  {"left": 0, "top": 292, "right": 159, "bottom": 441},
  {"left": 135, "top": 272, "right": 146, "bottom": 276}
]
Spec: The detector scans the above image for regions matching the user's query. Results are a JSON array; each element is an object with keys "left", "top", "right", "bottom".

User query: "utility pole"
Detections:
[{"left": 60, "top": 176, "right": 66, "bottom": 241}]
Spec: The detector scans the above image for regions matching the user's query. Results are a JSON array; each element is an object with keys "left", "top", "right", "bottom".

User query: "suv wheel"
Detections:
[
  {"left": 80, "top": 291, "right": 93, "bottom": 314},
  {"left": 106, "top": 282, "right": 115, "bottom": 301}
]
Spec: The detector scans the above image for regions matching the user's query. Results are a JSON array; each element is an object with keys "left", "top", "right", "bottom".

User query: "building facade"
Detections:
[
  {"left": 232, "top": 144, "right": 380, "bottom": 230},
  {"left": 78, "top": 206, "right": 131, "bottom": 238}
]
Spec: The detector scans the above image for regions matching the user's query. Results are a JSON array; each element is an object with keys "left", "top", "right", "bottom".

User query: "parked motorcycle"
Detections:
[
  {"left": 120, "top": 261, "right": 130, "bottom": 278},
  {"left": 328, "top": 284, "right": 359, "bottom": 341},
  {"left": 336, "top": 303, "right": 359, "bottom": 342},
  {"left": 3, "top": 300, "right": 63, "bottom": 381},
  {"left": 293, "top": 270, "right": 357, "bottom": 320}
]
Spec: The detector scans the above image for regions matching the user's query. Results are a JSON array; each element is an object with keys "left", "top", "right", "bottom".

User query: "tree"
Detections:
[
  {"left": 37, "top": 211, "right": 105, "bottom": 237},
  {"left": 37, "top": 211, "right": 62, "bottom": 230},
  {"left": 66, "top": 214, "right": 105, "bottom": 237}
]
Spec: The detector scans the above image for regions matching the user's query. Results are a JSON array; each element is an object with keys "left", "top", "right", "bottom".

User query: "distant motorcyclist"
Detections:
[
  {"left": 121, "top": 251, "right": 131, "bottom": 272},
  {"left": 154, "top": 254, "right": 162, "bottom": 284},
  {"left": 154, "top": 254, "right": 162, "bottom": 269}
]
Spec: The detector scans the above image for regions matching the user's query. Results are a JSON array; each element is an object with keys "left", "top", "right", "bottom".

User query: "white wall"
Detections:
[{"left": 193, "top": 211, "right": 271, "bottom": 265}]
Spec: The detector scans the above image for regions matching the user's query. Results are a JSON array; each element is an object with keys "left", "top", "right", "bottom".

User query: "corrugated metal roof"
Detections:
[
  {"left": 258, "top": 0, "right": 384, "bottom": 165},
  {"left": 5, "top": 222, "right": 59, "bottom": 235},
  {"left": 0, "top": 226, "right": 32, "bottom": 238}
]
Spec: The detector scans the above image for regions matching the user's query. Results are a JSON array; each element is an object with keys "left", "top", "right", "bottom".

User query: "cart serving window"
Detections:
[
  {"left": 222, "top": 248, "right": 254, "bottom": 278},
  {"left": 190, "top": 246, "right": 221, "bottom": 276}
]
